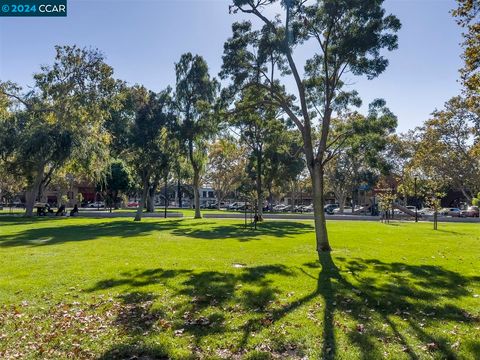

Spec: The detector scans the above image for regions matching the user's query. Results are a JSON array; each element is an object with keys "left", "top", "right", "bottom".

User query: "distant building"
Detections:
[{"left": 153, "top": 184, "right": 217, "bottom": 208}]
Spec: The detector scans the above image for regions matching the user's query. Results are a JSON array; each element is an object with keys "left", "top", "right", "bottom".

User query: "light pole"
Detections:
[{"left": 414, "top": 176, "right": 418, "bottom": 223}]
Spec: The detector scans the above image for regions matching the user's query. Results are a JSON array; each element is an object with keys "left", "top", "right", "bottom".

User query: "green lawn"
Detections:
[{"left": 0, "top": 217, "right": 479, "bottom": 359}]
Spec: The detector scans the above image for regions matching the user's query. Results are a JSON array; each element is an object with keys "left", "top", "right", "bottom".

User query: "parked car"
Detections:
[
  {"left": 303, "top": 204, "right": 314, "bottom": 212},
  {"left": 333, "top": 206, "right": 364, "bottom": 214},
  {"left": 127, "top": 201, "right": 139, "bottom": 208},
  {"left": 272, "top": 204, "right": 288, "bottom": 212},
  {"left": 237, "top": 203, "right": 251, "bottom": 211},
  {"left": 227, "top": 202, "right": 237, "bottom": 210},
  {"left": 439, "top": 207, "right": 462, "bottom": 217},
  {"left": 460, "top": 206, "right": 479, "bottom": 218},
  {"left": 324, "top": 204, "right": 339, "bottom": 214},
  {"left": 393, "top": 205, "right": 417, "bottom": 215},
  {"left": 87, "top": 201, "right": 105, "bottom": 208},
  {"left": 296, "top": 205, "right": 313, "bottom": 212},
  {"left": 418, "top": 207, "right": 434, "bottom": 215},
  {"left": 228, "top": 202, "right": 247, "bottom": 211}
]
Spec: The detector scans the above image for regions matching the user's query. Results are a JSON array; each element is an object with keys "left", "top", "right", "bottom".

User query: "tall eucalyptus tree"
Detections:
[{"left": 222, "top": 0, "right": 401, "bottom": 253}]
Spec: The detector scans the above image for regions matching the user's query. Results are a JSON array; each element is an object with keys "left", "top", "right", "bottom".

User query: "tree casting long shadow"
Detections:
[
  {"left": 283, "top": 255, "right": 480, "bottom": 359},
  {"left": 90, "top": 258, "right": 479, "bottom": 359}
]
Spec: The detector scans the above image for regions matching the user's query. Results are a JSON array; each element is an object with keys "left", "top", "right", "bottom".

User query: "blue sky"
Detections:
[{"left": 0, "top": 0, "right": 463, "bottom": 133}]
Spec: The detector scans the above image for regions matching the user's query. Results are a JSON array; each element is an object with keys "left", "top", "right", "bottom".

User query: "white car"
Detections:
[
  {"left": 394, "top": 206, "right": 417, "bottom": 215},
  {"left": 228, "top": 202, "right": 245, "bottom": 210},
  {"left": 333, "top": 206, "right": 364, "bottom": 214},
  {"left": 273, "top": 204, "right": 288, "bottom": 212},
  {"left": 439, "top": 207, "right": 462, "bottom": 217},
  {"left": 87, "top": 201, "right": 105, "bottom": 208},
  {"left": 418, "top": 208, "right": 434, "bottom": 215},
  {"left": 304, "top": 204, "right": 314, "bottom": 212}
]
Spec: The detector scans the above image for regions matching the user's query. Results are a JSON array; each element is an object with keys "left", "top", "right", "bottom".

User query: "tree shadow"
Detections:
[
  {"left": 290, "top": 255, "right": 479, "bottom": 359},
  {"left": 171, "top": 221, "right": 314, "bottom": 241},
  {"left": 0, "top": 219, "right": 185, "bottom": 247},
  {"left": 92, "top": 264, "right": 296, "bottom": 358},
  {"left": 91, "top": 268, "right": 193, "bottom": 291},
  {"left": 98, "top": 342, "right": 170, "bottom": 360},
  {"left": 0, "top": 216, "right": 41, "bottom": 225},
  {"left": 91, "top": 256, "right": 480, "bottom": 359},
  {"left": 0, "top": 219, "right": 314, "bottom": 247}
]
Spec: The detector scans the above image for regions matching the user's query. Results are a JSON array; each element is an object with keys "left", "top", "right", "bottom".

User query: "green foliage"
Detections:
[
  {"left": 452, "top": 0, "right": 480, "bottom": 108},
  {"left": 175, "top": 53, "right": 219, "bottom": 173},
  {"left": 101, "top": 159, "right": 134, "bottom": 208},
  {"left": 126, "top": 86, "right": 179, "bottom": 219},
  {"left": 401, "top": 97, "right": 479, "bottom": 201},
  {"left": 0, "top": 46, "right": 119, "bottom": 215},
  {"left": 207, "top": 137, "right": 247, "bottom": 204},
  {"left": 175, "top": 53, "right": 220, "bottom": 217},
  {"left": 472, "top": 192, "right": 480, "bottom": 206},
  {"left": 325, "top": 100, "right": 397, "bottom": 207},
  {"left": 104, "top": 160, "right": 133, "bottom": 194},
  {"left": 223, "top": 0, "right": 401, "bottom": 125},
  {"left": 377, "top": 191, "right": 395, "bottom": 212}
]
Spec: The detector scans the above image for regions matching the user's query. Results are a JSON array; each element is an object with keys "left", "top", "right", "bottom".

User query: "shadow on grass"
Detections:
[
  {"left": 98, "top": 342, "right": 170, "bottom": 360},
  {"left": 292, "top": 255, "right": 480, "bottom": 360},
  {"left": 0, "top": 219, "right": 314, "bottom": 247},
  {"left": 91, "top": 257, "right": 480, "bottom": 359},
  {"left": 171, "top": 221, "right": 314, "bottom": 241},
  {"left": 91, "top": 264, "right": 295, "bottom": 358},
  {"left": 0, "top": 219, "right": 188, "bottom": 247}
]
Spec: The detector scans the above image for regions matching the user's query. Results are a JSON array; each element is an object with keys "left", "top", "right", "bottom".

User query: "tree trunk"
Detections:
[
  {"left": 268, "top": 187, "right": 273, "bottom": 212},
  {"left": 217, "top": 192, "right": 224, "bottom": 210},
  {"left": 338, "top": 193, "right": 346, "bottom": 214},
  {"left": 164, "top": 174, "right": 168, "bottom": 219},
  {"left": 461, "top": 187, "right": 472, "bottom": 203},
  {"left": 134, "top": 179, "right": 149, "bottom": 222},
  {"left": 193, "top": 169, "right": 201, "bottom": 219},
  {"left": 291, "top": 182, "right": 296, "bottom": 213},
  {"left": 146, "top": 183, "right": 157, "bottom": 213},
  {"left": 311, "top": 164, "right": 331, "bottom": 253},
  {"left": 25, "top": 167, "right": 45, "bottom": 217},
  {"left": 256, "top": 151, "right": 264, "bottom": 221},
  {"left": 177, "top": 179, "right": 182, "bottom": 208},
  {"left": 113, "top": 190, "right": 119, "bottom": 210}
]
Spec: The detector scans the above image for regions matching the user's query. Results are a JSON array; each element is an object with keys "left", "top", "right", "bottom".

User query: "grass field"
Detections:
[{"left": 0, "top": 217, "right": 479, "bottom": 359}]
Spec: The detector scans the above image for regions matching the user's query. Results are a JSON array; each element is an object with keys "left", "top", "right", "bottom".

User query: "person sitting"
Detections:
[
  {"left": 70, "top": 204, "right": 79, "bottom": 217},
  {"left": 56, "top": 205, "right": 66, "bottom": 216},
  {"left": 37, "top": 205, "right": 46, "bottom": 216},
  {"left": 45, "top": 203, "right": 54, "bottom": 215}
]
